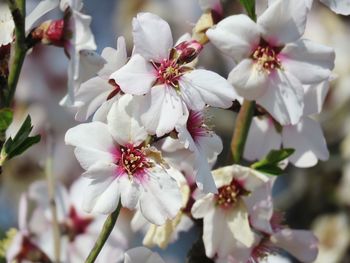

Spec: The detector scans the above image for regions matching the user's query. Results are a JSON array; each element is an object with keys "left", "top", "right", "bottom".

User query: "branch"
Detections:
[
  {"left": 231, "top": 100, "right": 256, "bottom": 163},
  {"left": 85, "top": 201, "right": 122, "bottom": 263},
  {"left": 5, "top": 0, "right": 28, "bottom": 108}
]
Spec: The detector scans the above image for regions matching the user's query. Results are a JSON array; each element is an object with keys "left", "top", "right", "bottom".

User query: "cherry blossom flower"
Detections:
[
  {"left": 110, "top": 12, "right": 237, "bottom": 136},
  {"left": 191, "top": 165, "right": 270, "bottom": 261},
  {"left": 124, "top": 247, "right": 165, "bottom": 263},
  {"left": 6, "top": 195, "right": 51, "bottom": 263},
  {"left": 28, "top": 178, "right": 130, "bottom": 263},
  {"left": 207, "top": 0, "right": 335, "bottom": 125},
  {"left": 131, "top": 168, "right": 193, "bottom": 249},
  {"left": 249, "top": 213, "right": 318, "bottom": 263},
  {"left": 65, "top": 94, "right": 182, "bottom": 225},
  {"left": 0, "top": 2, "right": 14, "bottom": 46},
  {"left": 73, "top": 36, "right": 128, "bottom": 122},
  {"left": 244, "top": 80, "right": 330, "bottom": 168}
]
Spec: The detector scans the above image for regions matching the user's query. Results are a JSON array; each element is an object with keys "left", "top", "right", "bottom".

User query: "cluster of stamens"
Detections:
[
  {"left": 187, "top": 111, "right": 212, "bottom": 140},
  {"left": 215, "top": 182, "right": 243, "bottom": 209},
  {"left": 153, "top": 59, "right": 183, "bottom": 88},
  {"left": 252, "top": 45, "right": 282, "bottom": 74},
  {"left": 119, "top": 144, "right": 150, "bottom": 177}
]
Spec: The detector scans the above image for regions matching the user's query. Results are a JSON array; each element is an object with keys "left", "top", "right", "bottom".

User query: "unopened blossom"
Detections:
[
  {"left": 191, "top": 165, "right": 270, "bottom": 261},
  {"left": 110, "top": 12, "right": 237, "bottom": 136},
  {"left": 207, "top": 0, "right": 335, "bottom": 125},
  {"left": 65, "top": 94, "right": 182, "bottom": 225},
  {"left": 249, "top": 213, "right": 318, "bottom": 263},
  {"left": 73, "top": 36, "right": 128, "bottom": 122},
  {"left": 0, "top": 2, "right": 14, "bottom": 46},
  {"left": 124, "top": 247, "right": 165, "bottom": 263},
  {"left": 131, "top": 168, "right": 193, "bottom": 249},
  {"left": 244, "top": 80, "right": 329, "bottom": 168},
  {"left": 28, "top": 178, "right": 130, "bottom": 263}
]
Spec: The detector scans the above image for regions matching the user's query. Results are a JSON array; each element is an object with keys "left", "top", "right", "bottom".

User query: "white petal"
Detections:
[
  {"left": 140, "top": 85, "right": 188, "bottom": 137},
  {"left": 320, "top": 0, "right": 350, "bottom": 15},
  {"left": 196, "top": 133, "right": 223, "bottom": 163},
  {"left": 257, "top": 0, "right": 308, "bottom": 45},
  {"left": 25, "top": 0, "right": 59, "bottom": 33},
  {"left": 110, "top": 54, "right": 156, "bottom": 95},
  {"left": 180, "top": 69, "right": 237, "bottom": 109},
  {"left": 228, "top": 59, "right": 269, "bottom": 100},
  {"left": 303, "top": 80, "right": 329, "bottom": 116},
  {"left": 194, "top": 147, "right": 218, "bottom": 193},
  {"left": 191, "top": 195, "right": 215, "bottom": 219},
  {"left": 243, "top": 179, "right": 275, "bottom": 234},
  {"left": 82, "top": 163, "right": 122, "bottom": 214},
  {"left": 257, "top": 70, "right": 304, "bottom": 125},
  {"left": 18, "top": 194, "right": 28, "bottom": 231},
  {"left": 74, "top": 76, "right": 112, "bottom": 121},
  {"left": 65, "top": 122, "right": 114, "bottom": 169},
  {"left": 244, "top": 116, "right": 282, "bottom": 161},
  {"left": 282, "top": 39, "right": 335, "bottom": 85},
  {"left": 271, "top": 229, "right": 318, "bottom": 262},
  {"left": 132, "top": 12, "right": 173, "bottom": 62},
  {"left": 206, "top": 14, "right": 260, "bottom": 62},
  {"left": 124, "top": 247, "right": 165, "bottom": 263},
  {"left": 71, "top": 10, "right": 97, "bottom": 51},
  {"left": 119, "top": 176, "right": 141, "bottom": 210},
  {"left": 0, "top": 2, "right": 14, "bottom": 46},
  {"left": 107, "top": 94, "right": 148, "bottom": 146},
  {"left": 99, "top": 36, "right": 128, "bottom": 76},
  {"left": 92, "top": 98, "right": 117, "bottom": 122},
  {"left": 282, "top": 117, "right": 329, "bottom": 168},
  {"left": 139, "top": 167, "right": 182, "bottom": 225}
]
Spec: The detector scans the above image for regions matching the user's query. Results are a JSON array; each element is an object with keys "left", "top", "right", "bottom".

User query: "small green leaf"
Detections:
[
  {"left": 3, "top": 115, "right": 41, "bottom": 161},
  {"left": 239, "top": 0, "right": 256, "bottom": 21},
  {"left": 254, "top": 164, "right": 284, "bottom": 176},
  {"left": 0, "top": 109, "right": 13, "bottom": 132}
]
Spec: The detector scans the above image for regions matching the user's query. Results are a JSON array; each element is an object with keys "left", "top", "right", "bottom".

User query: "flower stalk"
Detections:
[{"left": 85, "top": 200, "right": 122, "bottom": 263}]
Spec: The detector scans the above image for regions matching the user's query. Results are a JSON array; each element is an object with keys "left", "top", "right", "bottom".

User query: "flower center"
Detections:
[
  {"left": 187, "top": 110, "right": 211, "bottom": 140},
  {"left": 252, "top": 45, "right": 282, "bottom": 73},
  {"left": 60, "top": 207, "right": 93, "bottom": 242},
  {"left": 153, "top": 59, "right": 183, "bottom": 88},
  {"left": 119, "top": 144, "right": 150, "bottom": 177},
  {"left": 215, "top": 180, "right": 246, "bottom": 209}
]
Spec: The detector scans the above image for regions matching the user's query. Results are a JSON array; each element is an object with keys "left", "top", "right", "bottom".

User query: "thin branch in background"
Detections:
[{"left": 45, "top": 126, "right": 61, "bottom": 263}]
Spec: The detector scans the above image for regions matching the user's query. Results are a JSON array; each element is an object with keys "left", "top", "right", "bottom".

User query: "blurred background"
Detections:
[{"left": 1, "top": 0, "right": 350, "bottom": 262}]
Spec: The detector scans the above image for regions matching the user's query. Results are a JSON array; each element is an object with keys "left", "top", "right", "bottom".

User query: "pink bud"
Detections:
[
  {"left": 173, "top": 40, "right": 203, "bottom": 64},
  {"left": 45, "top": 19, "right": 65, "bottom": 46}
]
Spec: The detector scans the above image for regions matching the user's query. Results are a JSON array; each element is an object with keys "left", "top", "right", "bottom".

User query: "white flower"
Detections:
[
  {"left": 124, "top": 247, "right": 165, "bottom": 263},
  {"left": 74, "top": 36, "right": 128, "bottom": 122},
  {"left": 0, "top": 2, "right": 14, "bottom": 46},
  {"left": 65, "top": 94, "right": 182, "bottom": 225},
  {"left": 176, "top": 110, "right": 223, "bottom": 193},
  {"left": 244, "top": 80, "right": 329, "bottom": 168},
  {"left": 59, "top": 0, "right": 105, "bottom": 106},
  {"left": 110, "top": 12, "right": 237, "bottom": 136},
  {"left": 28, "top": 178, "right": 130, "bottom": 263},
  {"left": 191, "top": 165, "right": 270, "bottom": 260},
  {"left": 207, "top": 0, "right": 335, "bottom": 125},
  {"left": 250, "top": 213, "right": 318, "bottom": 263}
]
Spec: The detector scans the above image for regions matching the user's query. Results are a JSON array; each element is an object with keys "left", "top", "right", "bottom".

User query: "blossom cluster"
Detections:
[{"left": 0, "top": 0, "right": 346, "bottom": 262}]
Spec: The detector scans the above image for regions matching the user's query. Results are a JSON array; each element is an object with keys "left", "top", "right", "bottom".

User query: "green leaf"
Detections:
[
  {"left": 239, "top": 0, "right": 256, "bottom": 21},
  {"left": 3, "top": 115, "right": 41, "bottom": 161},
  {"left": 251, "top": 148, "right": 295, "bottom": 176},
  {"left": 0, "top": 109, "right": 13, "bottom": 132}
]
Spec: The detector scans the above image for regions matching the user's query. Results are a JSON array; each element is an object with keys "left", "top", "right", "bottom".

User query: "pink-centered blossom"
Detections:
[
  {"left": 73, "top": 36, "right": 128, "bottom": 122},
  {"left": 65, "top": 94, "right": 182, "bottom": 225},
  {"left": 191, "top": 165, "right": 270, "bottom": 261},
  {"left": 110, "top": 12, "right": 237, "bottom": 136},
  {"left": 207, "top": 0, "right": 335, "bottom": 125}
]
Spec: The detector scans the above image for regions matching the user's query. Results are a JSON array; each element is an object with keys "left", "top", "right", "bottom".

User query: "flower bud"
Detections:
[
  {"left": 173, "top": 40, "right": 203, "bottom": 64},
  {"left": 31, "top": 19, "right": 65, "bottom": 47}
]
